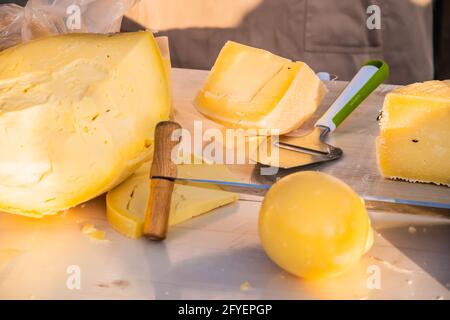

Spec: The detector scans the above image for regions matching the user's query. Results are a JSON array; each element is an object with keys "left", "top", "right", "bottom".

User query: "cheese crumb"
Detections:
[
  {"left": 408, "top": 226, "right": 417, "bottom": 234},
  {"left": 240, "top": 281, "right": 252, "bottom": 291},
  {"left": 81, "top": 223, "right": 108, "bottom": 242}
]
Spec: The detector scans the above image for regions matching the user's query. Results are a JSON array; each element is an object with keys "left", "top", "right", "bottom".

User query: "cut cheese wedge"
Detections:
[
  {"left": 376, "top": 80, "right": 450, "bottom": 185},
  {"left": 195, "top": 41, "right": 327, "bottom": 134},
  {"left": 106, "top": 162, "right": 239, "bottom": 239},
  {"left": 155, "top": 36, "right": 172, "bottom": 94},
  {"left": 0, "top": 31, "right": 171, "bottom": 217}
]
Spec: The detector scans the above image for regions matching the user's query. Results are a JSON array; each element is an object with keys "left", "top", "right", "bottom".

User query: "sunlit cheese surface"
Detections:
[
  {"left": 195, "top": 41, "right": 327, "bottom": 134},
  {"left": 376, "top": 80, "right": 450, "bottom": 186},
  {"left": 259, "top": 171, "right": 373, "bottom": 279},
  {"left": 0, "top": 31, "right": 171, "bottom": 217},
  {"left": 106, "top": 162, "right": 239, "bottom": 239}
]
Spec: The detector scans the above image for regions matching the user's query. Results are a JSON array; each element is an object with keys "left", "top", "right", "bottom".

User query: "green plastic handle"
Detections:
[{"left": 315, "top": 60, "right": 389, "bottom": 131}]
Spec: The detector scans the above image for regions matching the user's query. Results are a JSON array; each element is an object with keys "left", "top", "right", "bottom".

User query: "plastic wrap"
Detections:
[{"left": 0, "top": 0, "right": 137, "bottom": 50}]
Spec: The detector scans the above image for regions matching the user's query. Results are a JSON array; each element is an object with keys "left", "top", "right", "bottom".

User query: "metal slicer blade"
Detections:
[{"left": 256, "top": 126, "right": 343, "bottom": 169}]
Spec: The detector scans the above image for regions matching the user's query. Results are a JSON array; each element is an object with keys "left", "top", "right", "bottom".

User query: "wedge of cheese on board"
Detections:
[
  {"left": 0, "top": 31, "right": 171, "bottom": 217},
  {"left": 376, "top": 80, "right": 450, "bottom": 185},
  {"left": 106, "top": 162, "right": 239, "bottom": 239},
  {"left": 155, "top": 36, "right": 172, "bottom": 93},
  {"left": 195, "top": 41, "right": 327, "bottom": 134}
]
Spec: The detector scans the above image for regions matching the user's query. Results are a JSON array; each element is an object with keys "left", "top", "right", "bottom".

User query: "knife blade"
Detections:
[
  {"left": 157, "top": 163, "right": 450, "bottom": 212},
  {"left": 144, "top": 122, "right": 449, "bottom": 241}
]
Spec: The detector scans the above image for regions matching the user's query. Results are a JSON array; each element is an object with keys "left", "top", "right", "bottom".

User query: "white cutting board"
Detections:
[
  {"left": 173, "top": 69, "right": 450, "bottom": 208},
  {"left": 0, "top": 68, "right": 449, "bottom": 299},
  {"left": 0, "top": 196, "right": 449, "bottom": 299}
]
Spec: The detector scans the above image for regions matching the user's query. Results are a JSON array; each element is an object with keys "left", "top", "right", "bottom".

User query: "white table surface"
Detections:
[
  {"left": 0, "top": 196, "right": 449, "bottom": 300},
  {"left": 0, "top": 68, "right": 449, "bottom": 300}
]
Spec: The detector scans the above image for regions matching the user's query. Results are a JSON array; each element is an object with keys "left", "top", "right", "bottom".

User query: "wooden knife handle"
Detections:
[{"left": 144, "top": 121, "right": 182, "bottom": 240}]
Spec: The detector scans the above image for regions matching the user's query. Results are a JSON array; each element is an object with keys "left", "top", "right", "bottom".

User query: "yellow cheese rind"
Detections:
[
  {"left": 376, "top": 80, "right": 450, "bottom": 186},
  {"left": 155, "top": 36, "right": 172, "bottom": 102},
  {"left": 0, "top": 31, "right": 171, "bottom": 216},
  {"left": 106, "top": 163, "right": 239, "bottom": 239},
  {"left": 195, "top": 41, "right": 327, "bottom": 134}
]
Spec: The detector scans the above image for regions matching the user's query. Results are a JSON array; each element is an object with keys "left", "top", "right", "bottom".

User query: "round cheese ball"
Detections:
[{"left": 259, "top": 171, "right": 373, "bottom": 279}]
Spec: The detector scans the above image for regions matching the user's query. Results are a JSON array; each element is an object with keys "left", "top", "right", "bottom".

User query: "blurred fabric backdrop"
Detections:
[{"left": 1, "top": 0, "right": 449, "bottom": 84}]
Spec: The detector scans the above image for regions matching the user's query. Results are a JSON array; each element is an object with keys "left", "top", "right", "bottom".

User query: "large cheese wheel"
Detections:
[{"left": 0, "top": 31, "right": 171, "bottom": 217}]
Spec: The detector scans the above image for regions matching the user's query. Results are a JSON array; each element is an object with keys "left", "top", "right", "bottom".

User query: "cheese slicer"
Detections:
[
  {"left": 141, "top": 61, "right": 395, "bottom": 241},
  {"left": 144, "top": 120, "right": 450, "bottom": 241},
  {"left": 255, "top": 60, "right": 390, "bottom": 169},
  {"left": 143, "top": 61, "right": 449, "bottom": 241}
]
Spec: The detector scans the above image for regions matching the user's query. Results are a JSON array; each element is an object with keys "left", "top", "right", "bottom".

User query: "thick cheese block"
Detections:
[
  {"left": 376, "top": 80, "right": 450, "bottom": 185},
  {"left": 195, "top": 41, "right": 327, "bottom": 134},
  {"left": 0, "top": 31, "right": 171, "bottom": 217},
  {"left": 106, "top": 162, "right": 239, "bottom": 239}
]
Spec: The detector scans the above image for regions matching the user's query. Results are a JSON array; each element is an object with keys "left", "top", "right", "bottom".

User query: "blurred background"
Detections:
[{"left": 2, "top": 0, "right": 449, "bottom": 84}]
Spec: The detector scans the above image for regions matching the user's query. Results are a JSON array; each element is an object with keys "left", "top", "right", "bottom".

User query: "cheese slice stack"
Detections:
[
  {"left": 376, "top": 80, "right": 450, "bottom": 185},
  {"left": 195, "top": 41, "right": 327, "bottom": 134},
  {"left": 106, "top": 162, "right": 239, "bottom": 239},
  {"left": 0, "top": 31, "right": 171, "bottom": 217}
]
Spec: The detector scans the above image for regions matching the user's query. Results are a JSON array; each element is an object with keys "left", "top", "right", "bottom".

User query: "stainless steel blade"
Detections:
[
  {"left": 254, "top": 127, "right": 342, "bottom": 169},
  {"left": 278, "top": 127, "right": 331, "bottom": 154},
  {"left": 173, "top": 177, "right": 270, "bottom": 197},
  {"left": 278, "top": 126, "right": 343, "bottom": 161},
  {"left": 169, "top": 175, "right": 450, "bottom": 216},
  {"left": 156, "top": 162, "right": 450, "bottom": 212}
]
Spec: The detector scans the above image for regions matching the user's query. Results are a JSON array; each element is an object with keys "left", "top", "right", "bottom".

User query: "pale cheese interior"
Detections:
[
  {"left": 106, "top": 162, "right": 239, "bottom": 239},
  {"left": 0, "top": 32, "right": 171, "bottom": 216},
  {"left": 195, "top": 41, "right": 327, "bottom": 134},
  {"left": 376, "top": 80, "right": 450, "bottom": 186}
]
